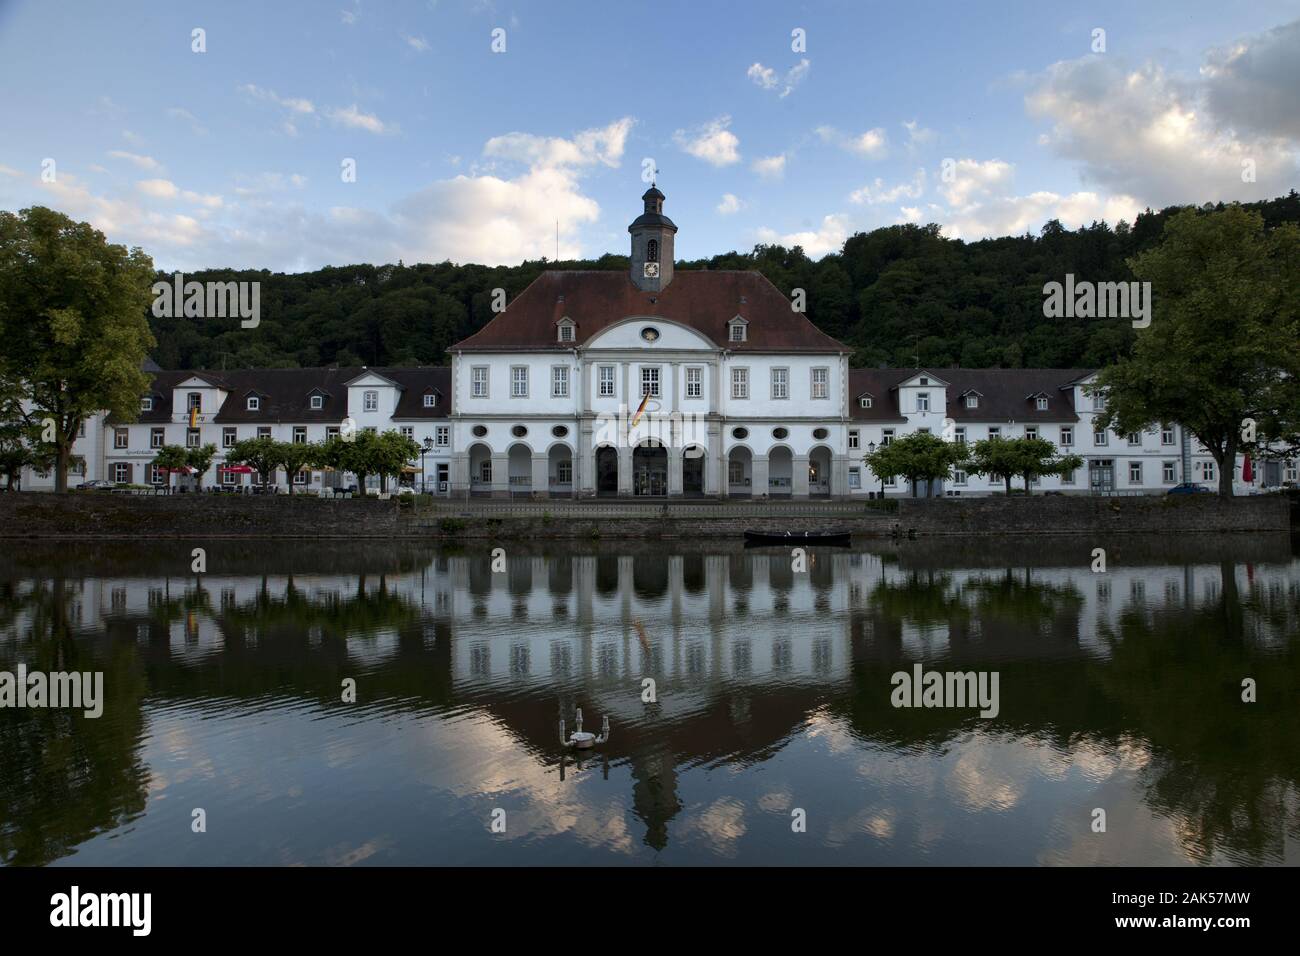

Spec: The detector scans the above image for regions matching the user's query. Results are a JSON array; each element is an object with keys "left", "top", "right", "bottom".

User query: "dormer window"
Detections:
[
  {"left": 364, "top": 390, "right": 379, "bottom": 412},
  {"left": 1036, "top": 396, "right": 1049, "bottom": 410},
  {"left": 728, "top": 317, "right": 748, "bottom": 343},
  {"left": 187, "top": 392, "right": 202, "bottom": 411},
  {"left": 140, "top": 397, "right": 153, "bottom": 412},
  {"left": 860, "top": 396, "right": 872, "bottom": 409},
  {"left": 423, "top": 393, "right": 437, "bottom": 408},
  {"left": 966, "top": 395, "right": 979, "bottom": 409},
  {"left": 247, "top": 396, "right": 260, "bottom": 411},
  {"left": 310, "top": 395, "right": 324, "bottom": 410},
  {"left": 557, "top": 316, "right": 576, "bottom": 343}
]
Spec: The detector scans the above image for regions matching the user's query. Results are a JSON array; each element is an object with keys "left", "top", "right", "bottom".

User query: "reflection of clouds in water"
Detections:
[
  {"left": 323, "top": 837, "right": 391, "bottom": 867},
  {"left": 678, "top": 798, "right": 748, "bottom": 858},
  {"left": 757, "top": 790, "right": 793, "bottom": 813},
  {"left": 826, "top": 807, "right": 896, "bottom": 846}
]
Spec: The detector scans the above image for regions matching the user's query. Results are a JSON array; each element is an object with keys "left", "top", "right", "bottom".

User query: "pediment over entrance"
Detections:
[{"left": 585, "top": 317, "right": 717, "bottom": 351}]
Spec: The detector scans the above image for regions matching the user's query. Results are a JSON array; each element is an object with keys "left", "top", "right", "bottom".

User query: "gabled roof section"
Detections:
[
  {"left": 452, "top": 270, "right": 847, "bottom": 353},
  {"left": 344, "top": 369, "right": 402, "bottom": 389}
]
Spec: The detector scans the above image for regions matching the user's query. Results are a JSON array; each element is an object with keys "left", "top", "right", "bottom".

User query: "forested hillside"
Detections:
[{"left": 147, "top": 191, "right": 1300, "bottom": 372}]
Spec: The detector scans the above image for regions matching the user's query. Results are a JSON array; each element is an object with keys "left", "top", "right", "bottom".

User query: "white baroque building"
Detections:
[{"left": 17, "top": 188, "right": 1296, "bottom": 497}]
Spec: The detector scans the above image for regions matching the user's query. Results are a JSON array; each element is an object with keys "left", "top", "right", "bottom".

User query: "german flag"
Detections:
[
  {"left": 189, "top": 406, "right": 198, "bottom": 428},
  {"left": 630, "top": 391, "right": 650, "bottom": 427}
]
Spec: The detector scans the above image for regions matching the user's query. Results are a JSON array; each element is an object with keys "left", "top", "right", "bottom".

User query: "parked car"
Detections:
[
  {"left": 76, "top": 479, "right": 116, "bottom": 491},
  {"left": 1167, "top": 482, "right": 1212, "bottom": 495}
]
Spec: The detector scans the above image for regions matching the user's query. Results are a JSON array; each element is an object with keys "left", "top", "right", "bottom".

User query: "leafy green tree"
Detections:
[
  {"left": 1093, "top": 207, "right": 1300, "bottom": 496},
  {"left": 151, "top": 445, "right": 190, "bottom": 492},
  {"left": 1007, "top": 437, "right": 1084, "bottom": 494},
  {"left": 372, "top": 430, "right": 421, "bottom": 493},
  {"left": 962, "top": 437, "right": 1025, "bottom": 495},
  {"left": 226, "top": 436, "right": 281, "bottom": 492},
  {"left": 186, "top": 443, "right": 218, "bottom": 491},
  {"left": 864, "top": 432, "right": 965, "bottom": 497},
  {"left": 0, "top": 207, "right": 156, "bottom": 491},
  {"left": 275, "top": 440, "right": 317, "bottom": 495}
]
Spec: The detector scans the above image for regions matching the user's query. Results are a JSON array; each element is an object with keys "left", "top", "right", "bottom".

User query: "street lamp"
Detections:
[{"left": 421, "top": 437, "right": 434, "bottom": 493}]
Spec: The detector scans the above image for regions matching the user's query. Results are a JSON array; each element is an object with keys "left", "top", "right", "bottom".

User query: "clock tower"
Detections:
[{"left": 629, "top": 185, "right": 677, "bottom": 292}]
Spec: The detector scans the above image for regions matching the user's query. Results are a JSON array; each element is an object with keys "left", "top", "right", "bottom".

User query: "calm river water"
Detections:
[{"left": 2, "top": 535, "right": 1297, "bottom": 866}]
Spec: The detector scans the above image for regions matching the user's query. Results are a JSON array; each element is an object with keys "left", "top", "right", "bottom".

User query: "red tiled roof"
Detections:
[{"left": 451, "top": 270, "right": 848, "bottom": 352}]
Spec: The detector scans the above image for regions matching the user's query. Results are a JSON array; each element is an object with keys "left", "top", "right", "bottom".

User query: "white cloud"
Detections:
[
  {"left": 751, "top": 154, "right": 786, "bottom": 179},
  {"left": 137, "top": 178, "right": 179, "bottom": 199},
  {"left": 484, "top": 117, "right": 632, "bottom": 169},
  {"left": 902, "top": 119, "right": 936, "bottom": 149},
  {"left": 937, "top": 158, "right": 1014, "bottom": 207},
  {"left": 716, "top": 193, "right": 745, "bottom": 215},
  {"left": 328, "top": 104, "right": 399, "bottom": 135},
  {"left": 816, "top": 125, "right": 888, "bottom": 159},
  {"left": 239, "top": 84, "right": 315, "bottom": 115},
  {"left": 747, "top": 58, "right": 810, "bottom": 98},
  {"left": 0, "top": 165, "right": 21, "bottom": 178},
  {"left": 1202, "top": 19, "right": 1300, "bottom": 140},
  {"left": 1025, "top": 47, "right": 1299, "bottom": 207},
  {"left": 674, "top": 116, "right": 741, "bottom": 167},
  {"left": 851, "top": 169, "right": 926, "bottom": 205},
  {"left": 166, "top": 107, "right": 208, "bottom": 136},
  {"left": 940, "top": 190, "right": 1142, "bottom": 241},
  {"left": 755, "top": 213, "right": 849, "bottom": 257},
  {"left": 107, "top": 150, "right": 162, "bottom": 171},
  {"left": 406, "top": 35, "right": 431, "bottom": 53}
]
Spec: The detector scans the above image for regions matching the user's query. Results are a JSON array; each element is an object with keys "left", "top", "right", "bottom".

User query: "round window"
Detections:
[
  {"left": 640, "top": 326, "right": 660, "bottom": 342},
  {"left": 552, "top": 425, "right": 568, "bottom": 438},
  {"left": 773, "top": 427, "right": 789, "bottom": 440},
  {"left": 813, "top": 427, "right": 829, "bottom": 440},
  {"left": 732, "top": 427, "right": 749, "bottom": 440},
  {"left": 472, "top": 425, "right": 488, "bottom": 438},
  {"left": 511, "top": 425, "right": 528, "bottom": 438}
]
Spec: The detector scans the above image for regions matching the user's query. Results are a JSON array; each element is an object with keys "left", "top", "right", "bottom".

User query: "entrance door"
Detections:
[
  {"left": 633, "top": 445, "right": 667, "bottom": 496},
  {"left": 596, "top": 447, "right": 618, "bottom": 496},
  {"left": 682, "top": 449, "right": 705, "bottom": 495},
  {"left": 1089, "top": 459, "right": 1114, "bottom": 493},
  {"left": 437, "top": 463, "right": 449, "bottom": 494}
]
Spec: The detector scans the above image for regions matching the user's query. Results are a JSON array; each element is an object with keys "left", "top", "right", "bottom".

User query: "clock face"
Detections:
[{"left": 643, "top": 262, "right": 660, "bottom": 278}]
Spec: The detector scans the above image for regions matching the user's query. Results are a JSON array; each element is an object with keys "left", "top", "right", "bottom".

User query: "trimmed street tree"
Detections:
[
  {"left": 372, "top": 430, "right": 422, "bottom": 493},
  {"left": 1008, "top": 437, "right": 1084, "bottom": 494},
  {"left": 1093, "top": 207, "right": 1300, "bottom": 497},
  {"left": 0, "top": 207, "right": 156, "bottom": 491},
  {"left": 187, "top": 443, "right": 218, "bottom": 491},
  {"left": 151, "top": 444, "right": 190, "bottom": 492},
  {"left": 865, "top": 431, "right": 965, "bottom": 497},
  {"left": 275, "top": 440, "right": 317, "bottom": 495},
  {"left": 962, "top": 436, "right": 1024, "bottom": 495},
  {"left": 226, "top": 436, "right": 282, "bottom": 492}
]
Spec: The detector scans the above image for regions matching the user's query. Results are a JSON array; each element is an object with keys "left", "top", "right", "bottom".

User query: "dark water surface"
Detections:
[{"left": 2, "top": 535, "right": 1297, "bottom": 866}]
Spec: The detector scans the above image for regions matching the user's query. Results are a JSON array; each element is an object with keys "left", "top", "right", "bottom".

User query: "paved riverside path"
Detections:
[{"left": 432, "top": 498, "right": 889, "bottom": 519}]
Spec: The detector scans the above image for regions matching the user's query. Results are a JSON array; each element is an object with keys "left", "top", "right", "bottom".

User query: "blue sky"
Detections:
[{"left": 1, "top": 0, "right": 1298, "bottom": 271}]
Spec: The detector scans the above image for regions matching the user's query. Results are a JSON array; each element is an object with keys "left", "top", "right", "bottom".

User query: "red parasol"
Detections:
[{"left": 1242, "top": 454, "right": 1254, "bottom": 483}]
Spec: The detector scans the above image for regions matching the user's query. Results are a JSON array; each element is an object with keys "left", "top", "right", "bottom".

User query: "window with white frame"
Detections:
[
  {"left": 1161, "top": 424, "right": 1175, "bottom": 445},
  {"left": 294, "top": 469, "right": 308, "bottom": 485},
  {"left": 479, "top": 460, "right": 492, "bottom": 483},
  {"left": 1026, "top": 427, "right": 1038, "bottom": 440},
  {"left": 423, "top": 393, "right": 436, "bottom": 408},
  {"left": 685, "top": 366, "right": 702, "bottom": 399},
  {"left": 1163, "top": 461, "right": 1176, "bottom": 483},
  {"left": 556, "top": 461, "right": 572, "bottom": 484},
  {"left": 860, "top": 395, "right": 872, "bottom": 408},
  {"left": 1061, "top": 468, "right": 1075, "bottom": 485},
  {"left": 1036, "top": 396, "right": 1049, "bottom": 410},
  {"left": 641, "top": 366, "right": 660, "bottom": 397},
  {"left": 364, "top": 390, "right": 379, "bottom": 412},
  {"left": 221, "top": 469, "right": 237, "bottom": 486},
  {"left": 1091, "top": 391, "right": 1105, "bottom": 411},
  {"left": 848, "top": 430, "right": 859, "bottom": 450},
  {"left": 311, "top": 395, "right": 324, "bottom": 410},
  {"left": 1060, "top": 426, "right": 1073, "bottom": 446},
  {"left": 325, "top": 426, "right": 340, "bottom": 441},
  {"left": 400, "top": 426, "right": 414, "bottom": 440},
  {"left": 511, "top": 367, "right": 528, "bottom": 398},
  {"left": 114, "top": 428, "right": 128, "bottom": 449},
  {"left": 916, "top": 392, "right": 930, "bottom": 412},
  {"left": 186, "top": 428, "right": 200, "bottom": 448},
  {"left": 113, "top": 462, "right": 129, "bottom": 483},
  {"left": 471, "top": 366, "right": 489, "bottom": 398},
  {"left": 149, "top": 464, "right": 166, "bottom": 485},
  {"left": 771, "top": 368, "right": 789, "bottom": 400},
  {"left": 965, "top": 394, "right": 979, "bottom": 409},
  {"left": 731, "top": 367, "right": 748, "bottom": 400},
  {"left": 436, "top": 425, "right": 449, "bottom": 447},
  {"left": 1128, "top": 432, "right": 1141, "bottom": 446},
  {"left": 257, "top": 426, "right": 272, "bottom": 439},
  {"left": 223, "top": 427, "right": 236, "bottom": 448},
  {"left": 598, "top": 365, "right": 615, "bottom": 398},
  {"left": 882, "top": 429, "right": 894, "bottom": 446},
  {"left": 1094, "top": 429, "right": 1108, "bottom": 446},
  {"left": 1285, "top": 460, "right": 1298, "bottom": 482},
  {"left": 246, "top": 396, "right": 260, "bottom": 411},
  {"left": 954, "top": 427, "right": 966, "bottom": 446},
  {"left": 558, "top": 322, "right": 575, "bottom": 343},
  {"left": 884, "top": 474, "right": 896, "bottom": 487},
  {"left": 141, "top": 397, "right": 153, "bottom": 412},
  {"left": 551, "top": 366, "right": 569, "bottom": 398},
  {"left": 1129, "top": 461, "right": 1143, "bottom": 483},
  {"left": 953, "top": 468, "right": 967, "bottom": 486},
  {"left": 150, "top": 428, "right": 164, "bottom": 449},
  {"left": 811, "top": 367, "right": 829, "bottom": 400},
  {"left": 293, "top": 426, "right": 307, "bottom": 444},
  {"left": 988, "top": 427, "right": 1000, "bottom": 440},
  {"left": 848, "top": 467, "right": 861, "bottom": 489},
  {"left": 188, "top": 392, "right": 202, "bottom": 411},
  {"left": 729, "top": 321, "right": 746, "bottom": 343}
]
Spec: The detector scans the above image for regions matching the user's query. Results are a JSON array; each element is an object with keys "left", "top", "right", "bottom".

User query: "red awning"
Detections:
[{"left": 220, "top": 464, "right": 255, "bottom": 473}]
